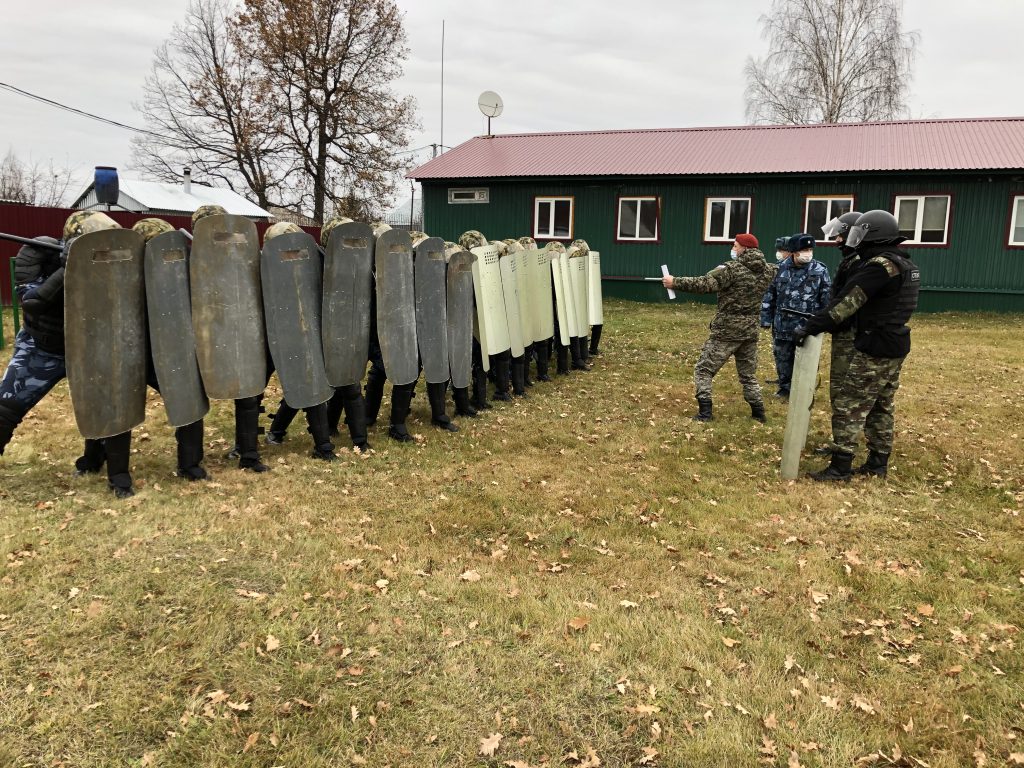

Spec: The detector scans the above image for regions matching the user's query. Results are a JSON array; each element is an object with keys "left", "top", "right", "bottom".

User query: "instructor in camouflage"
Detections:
[
  {"left": 663, "top": 233, "right": 777, "bottom": 422},
  {"left": 796, "top": 210, "right": 920, "bottom": 481}
]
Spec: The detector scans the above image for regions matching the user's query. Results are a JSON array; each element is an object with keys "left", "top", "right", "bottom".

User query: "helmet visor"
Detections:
[
  {"left": 821, "top": 217, "right": 845, "bottom": 240},
  {"left": 845, "top": 222, "right": 868, "bottom": 248}
]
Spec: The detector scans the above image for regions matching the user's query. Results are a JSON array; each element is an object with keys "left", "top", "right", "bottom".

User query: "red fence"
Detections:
[{"left": 0, "top": 203, "right": 321, "bottom": 304}]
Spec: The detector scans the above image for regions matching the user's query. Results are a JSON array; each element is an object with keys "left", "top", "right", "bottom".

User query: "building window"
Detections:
[
  {"left": 534, "top": 197, "right": 573, "bottom": 240},
  {"left": 1010, "top": 196, "right": 1024, "bottom": 246},
  {"left": 894, "top": 195, "right": 951, "bottom": 244},
  {"left": 617, "top": 197, "right": 659, "bottom": 241},
  {"left": 805, "top": 196, "right": 854, "bottom": 241},
  {"left": 704, "top": 197, "right": 751, "bottom": 242},
  {"left": 448, "top": 187, "right": 489, "bottom": 204}
]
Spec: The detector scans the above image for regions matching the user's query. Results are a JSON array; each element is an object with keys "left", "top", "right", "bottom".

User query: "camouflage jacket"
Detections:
[
  {"left": 760, "top": 258, "right": 831, "bottom": 340},
  {"left": 673, "top": 248, "right": 777, "bottom": 341}
]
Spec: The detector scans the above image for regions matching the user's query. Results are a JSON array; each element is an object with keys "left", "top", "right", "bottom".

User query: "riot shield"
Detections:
[
  {"left": 374, "top": 228, "right": 418, "bottom": 386},
  {"left": 530, "top": 247, "right": 555, "bottom": 342},
  {"left": 498, "top": 250, "right": 526, "bottom": 358},
  {"left": 511, "top": 245, "right": 534, "bottom": 349},
  {"left": 190, "top": 214, "right": 266, "bottom": 399},
  {"left": 414, "top": 235, "right": 449, "bottom": 384},
  {"left": 64, "top": 229, "right": 147, "bottom": 439},
  {"left": 587, "top": 250, "right": 604, "bottom": 325},
  {"left": 446, "top": 247, "right": 475, "bottom": 389},
  {"left": 780, "top": 333, "right": 825, "bottom": 480},
  {"left": 471, "top": 244, "right": 510, "bottom": 357},
  {"left": 322, "top": 221, "right": 374, "bottom": 387},
  {"left": 261, "top": 231, "right": 333, "bottom": 409},
  {"left": 144, "top": 230, "right": 209, "bottom": 427},
  {"left": 551, "top": 252, "right": 576, "bottom": 343},
  {"left": 569, "top": 251, "right": 590, "bottom": 336}
]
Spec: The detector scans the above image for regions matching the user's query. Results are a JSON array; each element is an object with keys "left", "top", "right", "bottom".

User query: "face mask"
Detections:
[
  {"left": 794, "top": 250, "right": 813, "bottom": 265},
  {"left": 775, "top": 251, "right": 787, "bottom": 261},
  {"left": 730, "top": 249, "right": 738, "bottom": 259}
]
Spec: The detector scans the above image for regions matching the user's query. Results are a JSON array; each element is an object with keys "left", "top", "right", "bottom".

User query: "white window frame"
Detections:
[
  {"left": 894, "top": 194, "right": 951, "bottom": 245},
  {"left": 703, "top": 197, "right": 752, "bottom": 242},
  {"left": 447, "top": 187, "right": 489, "bottom": 204},
  {"left": 617, "top": 196, "right": 660, "bottom": 241},
  {"left": 534, "top": 196, "right": 574, "bottom": 240},
  {"left": 804, "top": 195, "right": 855, "bottom": 242},
  {"left": 1009, "top": 196, "right": 1024, "bottom": 246}
]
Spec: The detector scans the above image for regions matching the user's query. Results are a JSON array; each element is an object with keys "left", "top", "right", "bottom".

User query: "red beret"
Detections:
[{"left": 735, "top": 233, "right": 758, "bottom": 249}]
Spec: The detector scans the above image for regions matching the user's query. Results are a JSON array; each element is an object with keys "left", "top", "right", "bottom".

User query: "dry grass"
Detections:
[{"left": 0, "top": 300, "right": 1021, "bottom": 768}]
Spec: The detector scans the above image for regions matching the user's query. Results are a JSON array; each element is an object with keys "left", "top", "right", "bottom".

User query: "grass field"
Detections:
[{"left": 1, "top": 299, "right": 1021, "bottom": 768}]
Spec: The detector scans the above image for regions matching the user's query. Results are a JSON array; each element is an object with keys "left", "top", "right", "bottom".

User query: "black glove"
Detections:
[{"left": 793, "top": 328, "right": 809, "bottom": 347}]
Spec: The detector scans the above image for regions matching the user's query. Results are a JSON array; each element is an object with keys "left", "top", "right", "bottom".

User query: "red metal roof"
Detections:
[{"left": 409, "top": 117, "right": 1024, "bottom": 179}]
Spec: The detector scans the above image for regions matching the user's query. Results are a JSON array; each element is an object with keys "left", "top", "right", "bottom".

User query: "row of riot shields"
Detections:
[
  {"left": 468, "top": 239, "right": 603, "bottom": 364},
  {"left": 63, "top": 216, "right": 480, "bottom": 441}
]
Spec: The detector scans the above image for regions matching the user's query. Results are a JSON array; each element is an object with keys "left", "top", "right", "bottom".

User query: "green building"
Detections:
[{"left": 409, "top": 117, "right": 1024, "bottom": 312}]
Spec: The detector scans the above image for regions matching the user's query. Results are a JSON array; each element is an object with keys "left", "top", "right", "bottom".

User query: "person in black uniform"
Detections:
[{"left": 795, "top": 210, "right": 921, "bottom": 481}]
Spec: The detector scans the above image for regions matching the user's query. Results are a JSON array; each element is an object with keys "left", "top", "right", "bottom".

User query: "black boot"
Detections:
[
  {"left": 326, "top": 388, "right": 344, "bottom": 437},
  {"left": 388, "top": 384, "right": 415, "bottom": 442},
  {"left": 855, "top": 450, "right": 889, "bottom": 478},
  {"left": 809, "top": 450, "right": 854, "bottom": 482},
  {"left": 175, "top": 419, "right": 207, "bottom": 481},
  {"left": 339, "top": 383, "right": 371, "bottom": 451},
  {"left": 305, "top": 403, "right": 336, "bottom": 461},
  {"left": 556, "top": 341, "right": 570, "bottom": 375},
  {"left": 579, "top": 335, "right": 591, "bottom": 366},
  {"left": 694, "top": 398, "right": 713, "bottom": 422},
  {"left": 267, "top": 399, "right": 298, "bottom": 445},
  {"left": 522, "top": 344, "right": 534, "bottom": 387},
  {"left": 105, "top": 432, "right": 134, "bottom": 498},
  {"left": 570, "top": 338, "right": 589, "bottom": 371},
  {"left": 235, "top": 397, "right": 269, "bottom": 472},
  {"left": 511, "top": 356, "right": 528, "bottom": 398},
  {"left": 75, "top": 438, "right": 107, "bottom": 475},
  {"left": 452, "top": 386, "right": 477, "bottom": 417},
  {"left": 492, "top": 352, "right": 512, "bottom": 401},
  {"left": 471, "top": 367, "right": 492, "bottom": 410},
  {"left": 535, "top": 340, "right": 552, "bottom": 382},
  {"left": 0, "top": 403, "right": 23, "bottom": 456},
  {"left": 589, "top": 325, "right": 603, "bottom": 356},
  {"left": 364, "top": 370, "right": 386, "bottom": 427},
  {"left": 750, "top": 402, "right": 767, "bottom": 423},
  {"left": 427, "top": 381, "right": 459, "bottom": 432}
]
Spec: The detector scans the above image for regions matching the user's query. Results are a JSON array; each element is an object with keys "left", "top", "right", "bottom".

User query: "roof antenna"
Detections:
[{"left": 478, "top": 91, "right": 503, "bottom": 138}]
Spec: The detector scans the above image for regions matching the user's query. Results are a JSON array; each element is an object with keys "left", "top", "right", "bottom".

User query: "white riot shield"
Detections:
[
  {"left": 569, "top": 252, "right": 589, "bottom": 336},
  {"left": 512, "top": 247, "right": 533, "bottom": 348},
  {"left": 780, "top": 333, "right": 825, "bottom": 480},
  {"left": 587, "top": 250, "right": 604, "bottom": 326},
  {"left": 555, "top": 252, "right": 579, "bottom": 339},
  {"left": 498, "top": 252, "right": 525, "bottom": 358},
  {"left": 550, "top": 253, "right": 571, "bottom": 345},
  {"left": 471, "top": 245, "right": 510, "bottom": 357},
  {"left": 531, "top": 248, "right": 555, "bottom": 342}
]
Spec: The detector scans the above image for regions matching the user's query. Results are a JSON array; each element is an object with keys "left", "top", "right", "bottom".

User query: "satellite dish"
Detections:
[{"left": 478, "top": 91, "right": 504, "bottom": 118}]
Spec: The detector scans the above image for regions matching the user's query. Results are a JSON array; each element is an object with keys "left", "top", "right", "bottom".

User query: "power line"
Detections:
[{"left": 0, "top": 81, "right": 171, "bottom": 140}]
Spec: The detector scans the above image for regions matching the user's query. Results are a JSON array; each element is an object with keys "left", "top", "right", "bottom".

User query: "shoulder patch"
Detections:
[{"left": 867, "top": 256, "right": 901, "bottom": 277}]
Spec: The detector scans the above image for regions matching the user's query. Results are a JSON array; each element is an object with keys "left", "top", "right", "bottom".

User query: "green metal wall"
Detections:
[{"left": 422, "top": 171, "right": 1024, "bottom": 312}]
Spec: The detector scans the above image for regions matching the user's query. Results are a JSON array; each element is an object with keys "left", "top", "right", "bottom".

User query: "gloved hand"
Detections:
[{"left": 793, "top": 328, "right": 809, "bottom": 347}]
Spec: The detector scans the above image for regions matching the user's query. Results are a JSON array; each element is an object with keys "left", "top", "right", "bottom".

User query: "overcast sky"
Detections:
[{"left": 0, "top": 0, "right": 1020, "bottom": 205}]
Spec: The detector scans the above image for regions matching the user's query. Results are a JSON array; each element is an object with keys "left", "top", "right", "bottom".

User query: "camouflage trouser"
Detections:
[
  {"left": 772, "top": 337, "right": 796, "bottom": 393},
  {"left": 0, "top": 329, "right": 66, "bottom": 417},
  {"left": 694, "top": 335, "right": 762, "bottom": 405},
  {"left": 831, "top": 349, "right": 905, "bottom": 455},
  {"left": 829, "top": 330, "right": 855, "bottom": 409}
]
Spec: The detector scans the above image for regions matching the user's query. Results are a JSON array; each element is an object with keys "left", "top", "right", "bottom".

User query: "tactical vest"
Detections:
[
  {"left": 15, "top": 240, "right": 65, "bottom": 353},
  {"left": 855, "top": 250, "right": 920, "bottom": 332}
]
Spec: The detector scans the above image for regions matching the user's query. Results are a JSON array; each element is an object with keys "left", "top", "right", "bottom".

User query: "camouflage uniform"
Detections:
[
  {"left": 760, "top": 257, "right": 831, "bottom": 393},
  {"left": 673, "top": 248, "right": 777, "bottom": 406},
  {"left": 827, "top": 250, "right": 862, "bottom": 409}
]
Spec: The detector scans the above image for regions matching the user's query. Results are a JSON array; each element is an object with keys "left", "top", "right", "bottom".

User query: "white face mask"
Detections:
[
  {"left": 730, "top": 249, "right": 738, "bottom": 259},
  {"left": 794, "top": 250, "right": 813, "bottom": 265},
  {"left": 775, "top": 251, "right": 787, "bottom": 261}
]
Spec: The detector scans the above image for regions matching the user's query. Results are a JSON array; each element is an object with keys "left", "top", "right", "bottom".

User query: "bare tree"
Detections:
[
  {"left": 131, "top": 0, "right": 295, "bottom": 209},
  {"left": 0, "top": 150, "right": 75, "bottom": 207},
  {"left": 744, "top": 0, "right": 918, "bottom": 124},
  {"left": 232, "top": 0, "right": 419, "bottom": 223}
]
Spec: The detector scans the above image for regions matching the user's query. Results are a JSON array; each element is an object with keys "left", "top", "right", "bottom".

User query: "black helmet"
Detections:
[
  {"left": 821, "top": 210, "right": 863, "bottom": 240},
  {"left": 787, "top": 233, "right": 815, "bottom": 252},
  {"left": 845, "top": 210, "right": 904, "bottom": 248}
]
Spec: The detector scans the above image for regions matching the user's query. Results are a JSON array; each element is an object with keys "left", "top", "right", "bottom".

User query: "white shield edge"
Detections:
[
  {"left": 498, "top": 254, "right": 525, "bottom": 357},
  {"left": 587, "top": 251, "right": 604, "bottom": 325},
  {"left": 470, "top": 244, "right": 510, "bottom": 357},
  {"left": 780, "top": 333, "right": 825, "bottom": 480}
]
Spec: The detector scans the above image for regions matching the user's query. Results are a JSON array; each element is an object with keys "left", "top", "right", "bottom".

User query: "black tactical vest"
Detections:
[
  {"left": 854, "top": 249, "right": 920, "bottom": 358},
  {"left": 15, "top": 239, "right": 65, "bottom": 352}
]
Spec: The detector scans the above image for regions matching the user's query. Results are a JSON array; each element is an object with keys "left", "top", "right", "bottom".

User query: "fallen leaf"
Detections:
[
  {"left": 619, "top": 600, "right": 639, "bottom": 609},
  {"left": 809, "top": 590, "right": 829, "bottom": 605},
  {"left": 265, "top": 634, "right": 281, "bottom": 652},
  {"left": 460, "top": 569, "right": 482, "bottom": 583},
  {"left": 638, "top": 746, "right": 659, "bottom": 765},
  {"left": 820, "top": 695, "right": 841, "bottom": 710},
  {"left": 788, "top": 750, "right": 803, "bottom": 768},
  {"left": 1007, "top": 754, "right": 1024, "bottom": 765},
  {"left": 945, "top": 665, "right": 963, "bottom": 677},
  {"left": 480, "top": 732, "right": 503, "bottom": 757},
  {"left": 568, "top": 616, "right": 591, "bottom": 632},
  {"left": 850, "top": 695, "right": 876, "bottom": 715},
  {"left": 917, "top": 603, "right": 934, "bottom": 617},
  {"left": 902, "top": 717, "right": 914, "bottom": 733},
  {"left": 243, "top": 732, "right": 259, "bottom": 753},
  {"left": 721, "top": 636, "right": 741, "bottom": 648},
  {"left": 227, "top": 700, "right": 251, "bottom": 711},
  {"left": 350, "top": 705, "right": 359, "bottom": 722},
  {"left": 763, "top": 712, "right": 778, "bottom": 730}
]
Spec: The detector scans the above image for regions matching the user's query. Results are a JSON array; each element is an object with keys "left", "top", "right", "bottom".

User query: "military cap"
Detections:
[
  {"left": 545, "top": 241, "right": 566, "bottom": 254},
  {"left": 570, "top": 239, "right": 590, "bottom": 257},
  {"left": 263, "top": 221, "right": 302, "bottom": 245},
  {"left": 62, "top": 210, "right": 120, "bottom": 241},
  {"left": 320, "top": 216, "right": 353, "bottom": 248},
  {"left": 458, "top": 230, "right": 488, "bottom": 250},
  {"left": 191, "top": 204, "right": 227, "bottom": 228},
  {"left": 132, "top": 217, "right": 175, "bottom": 243},
  {"left": 518, "top": 236, "right": 538, "bottom": 248}
]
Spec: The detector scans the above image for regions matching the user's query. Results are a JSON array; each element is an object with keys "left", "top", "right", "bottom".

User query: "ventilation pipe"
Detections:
[{"left": 183, "top": 167, "right": 192, "bottom": 195}]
